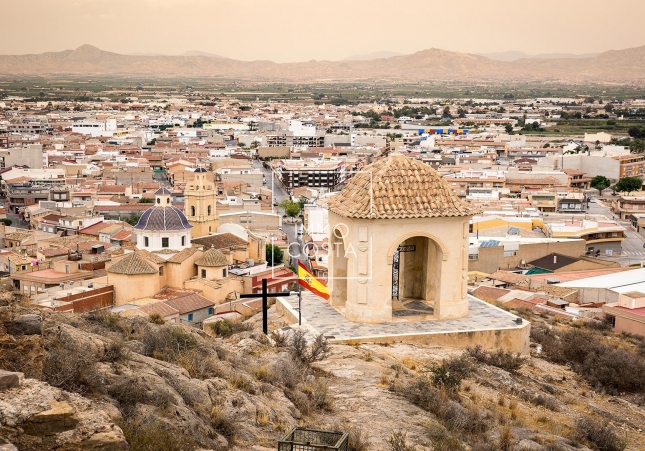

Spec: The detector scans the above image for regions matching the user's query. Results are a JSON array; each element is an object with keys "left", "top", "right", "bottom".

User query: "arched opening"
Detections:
[
  {"left": 190, "top": 206, "right": 196, "bottom": 216},
  {"left": 207, "top": 205, "right": 212, "bottom": 216},
  {"left": 156, "top": 198, "right": 160, "bottom": 204},
  {"left": 330, "top": 227, "right": 348, "bottom": 307},
  {"left": 166, "top": 198, "right": 170, "bottom": 204},
  {"left": 391, "top": 236, "right": 442, "bottom": 319}
]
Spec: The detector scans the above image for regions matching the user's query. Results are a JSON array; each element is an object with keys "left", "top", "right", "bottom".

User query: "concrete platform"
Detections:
[{"left": 276, "top": 293, "right": 530, "bottom": 355}]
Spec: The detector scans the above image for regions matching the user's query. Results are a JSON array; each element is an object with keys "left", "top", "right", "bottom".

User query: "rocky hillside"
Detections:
[
  {"left": 1, "top": 292, "right": 644, "bottom": 451},
  {"left": 1, "top": 44, "right": 645, "bottom": 83}
]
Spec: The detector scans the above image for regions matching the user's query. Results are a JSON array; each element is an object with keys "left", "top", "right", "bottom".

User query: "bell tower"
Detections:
[{"left": 184, "top": 167, "right": 219, "bottom": 237}]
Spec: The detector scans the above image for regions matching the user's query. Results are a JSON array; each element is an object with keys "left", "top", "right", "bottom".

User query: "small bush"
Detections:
[
  {"left": 398, "top": 377, "right": 489, "bottom": 434},
  {"left": 387, "top": 430, "right": 417, "bottom": 451},
  {"left": 85, "top": 309, "right": 124, "bottom": 332},
  {"left": 532, "top": 328, "right": 645, "bottom": 394},
  {"left": 120, "top": 419, "right": 197, "bottom": 451},
  {"left": 43, "top": 336, "right": 102, "bottom": 394},
  {"left": 209, "top": 319, "right": 250, "bottom": 338},
  {"left": 100, "top": 338, "right": 129, "bottom": 363},
  {"left": 0, "top": 218, "right": 12, "bottom": 226},
  {"left": 430, "top": 354, "right": 475, "bottom": 391},
  {"left": 227, "top": 373, "right": 256, "bottom": 394},
  {"left": 210, "top": 405, "right": 236, "bottom": 440},
  {"left": 270, "top": 330, "right": 289, "bottom": 347},
  {"left": 427, "top": 428, "right": 467, "bottom": 451},
  {"left": 301, "top": 378, "right": 332, "bottom": 411},
  {"left": 177, "top": 347, "right": 224, "bottom": 379},
  {"left": 576, "top": 415, "right": 627, "bottom": 451},
  {"left": 141, "top": 325, "right": 199, "bottom": 362},
  {"left": 148, "top": 313, "right": 165, "bottom": 325},
  {"left": 467, "top": 345, "right": 526, "bottom": 374},
  {"left": 345, "top": 423, "right": 371, "bottom": 451},
  {"left": 288, "top": 330, "right": 329, "bottom": 364},
  {"left": 271, "top": 357, "right": 307, "bottom": 390}
]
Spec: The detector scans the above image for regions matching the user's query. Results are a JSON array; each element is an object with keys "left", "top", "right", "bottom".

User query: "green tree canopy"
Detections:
[
  {"left": 279, "top": 199, "right": 302, "bottom": 218},
  {"left": 615, "top": 177, "right": 643, "bottom": 195},
  {"left": 590, "top": 175, "right": 611, "bottom": 192},
  {"left": 266, "top": 244, "right": 284, "bottom": 267}
]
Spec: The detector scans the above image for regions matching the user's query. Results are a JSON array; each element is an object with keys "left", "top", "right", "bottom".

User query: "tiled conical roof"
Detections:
[
  {"left": 107, "top": 252, "right": 158, "bottom": 275},
  {"left": 195, "top": 247, "right": 228, "bottom": 267},
  {"left": 325, "top": 153, "right": 479, "bottom": 219}
]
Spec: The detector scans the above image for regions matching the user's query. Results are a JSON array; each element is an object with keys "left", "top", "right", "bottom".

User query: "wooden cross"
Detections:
[{"left": 239, "top": 278, "right": 290, "bottom": 334}]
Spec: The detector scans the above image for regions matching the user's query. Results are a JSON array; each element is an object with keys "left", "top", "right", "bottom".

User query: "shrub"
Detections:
[
  {"left": 576, "top": 416, "right": 627, "bottom": 451},
  {"left": 301, "top": 378, "right": 332, "bottom": 411},
  {"left": 271, "top": 357, "right": 307, "bottom": 389},
  {"left": 345, "top": 423, "right": 371, "bottom": 451},
  {"left": 398, "top": 377, "right": 489, "bottom": 433},
  {"left": 532, "top": 328, "right": 645, "bottom": 394},
  {"left": 85, "top": 309, "right": 124, "bottom": 333},
  {"left": 270, "top": 330, "right": 289, "bottom": 347},
  {"left": 43, "top": 336, "right": 101, "bottom": 394},
  {"left": 120, "top": 419, "right": 197, "bottom": 451},
  {"left": 101, "top": 338, "right": 129, "bottom": 363},
  {"left": 208, "top": 318, "right": 250, "bottom": 338},
  {"left": 467, "top": 345, "right": 526, "bottom": 374},
  {"left": 0, "top": 218, "right": 12, "bottom": 226},
  {"left": 210, "top": 405, "right": 236, "bottom": 440},
  {"left": 387, "top": 430, "right": 417, "bottom": 451},
  {"left": 288, "top": 330, "right": 329, "bottom": 364},
  {"left": 148, "top": 313, "right": 165, "bottom": 325},
  {"left": 176, "top": 347, "right": 224, "bottom": 379},
  {"left": 430, "top": 354, "right": 475, "bottom": 391},
  {"left": 141, "top": 325, "right": 199, "bottom": 362}
]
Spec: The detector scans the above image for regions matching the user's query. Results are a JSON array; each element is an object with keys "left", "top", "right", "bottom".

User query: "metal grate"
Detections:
[{"left": 278, "top": 427, "right": 348, "bottom": 451}]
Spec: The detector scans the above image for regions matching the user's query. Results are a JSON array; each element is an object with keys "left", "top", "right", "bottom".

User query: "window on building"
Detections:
[
  {"left": 208, "top": 307, "right": 214, "bottom": 315},
  {"left": 181, "top": 236, "right": 186, "bottom": 246},
  {"left": 605, "top": 314, "right": 616, "bottom": 328},
  {"left": 159, "top": 267, "right": 164, "bottom": 276},
  {"left": 144, "top": 237, "right": 149, "bottom": 247},
  {"left": 201, "top": 269, "right": 206, "bottom": 278},
  {"left": 187, "top": 313, "right": 193, "bottom": 322},
  {"left": 156, "top": 198, "right": 161, "bottom": 204},
  {"left": 208, "top": 205, "right": 212, "bottom": 216},
  {"left": 191, "top": 206, "right": 196, "bottom": 216},
  {"left": 162, "top": 237, "right": 169, "bottom": 248},
  {"left": 167, "top": 198, "right": 170, "bottom": 204},
  {"left": 222, "top": 268, "right": 227, "bottom": 277},
  {"left": 468, "top": 254, "right": 479, "bottom": 260}
]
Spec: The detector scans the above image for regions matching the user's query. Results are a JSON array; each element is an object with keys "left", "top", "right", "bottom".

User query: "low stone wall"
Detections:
[{"left": 275, "top": 298, "right": 531, "bottom": 355}]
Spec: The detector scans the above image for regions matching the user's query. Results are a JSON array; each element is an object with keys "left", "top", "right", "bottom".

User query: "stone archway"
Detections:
[{"left": 391, "top": 235, "right": 443, "bottom": 319}]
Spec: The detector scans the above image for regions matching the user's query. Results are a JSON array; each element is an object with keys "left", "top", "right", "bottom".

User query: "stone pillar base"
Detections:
[
  {"left": 345, "top": 303, "right": 392, "bottom": 324},
  {"left": 437, "top": 299, "right": 469, "bottom": 320}
]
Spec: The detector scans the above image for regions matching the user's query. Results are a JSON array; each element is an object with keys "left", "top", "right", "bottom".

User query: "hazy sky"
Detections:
[{"left": 2, "top": 0, "right": 645, "bottom": 62}]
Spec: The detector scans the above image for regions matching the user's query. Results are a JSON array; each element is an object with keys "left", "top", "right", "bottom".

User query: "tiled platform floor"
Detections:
[{"left": 279, "top": 293, "right": 526, "bottom": 341}]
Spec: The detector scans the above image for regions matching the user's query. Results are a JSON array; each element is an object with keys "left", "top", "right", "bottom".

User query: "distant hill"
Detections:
[
  {"left": 479, "top": 50, "right": 599, "bottom": 62},
  {"left": 1, "top": 44, "right": 644, "bottom": 83},
  {"left": 182, "top": 50, "right": 226, "bottom": 58},
  {"left": 343, "top": 51, "right": 404, "bottom": 61}
]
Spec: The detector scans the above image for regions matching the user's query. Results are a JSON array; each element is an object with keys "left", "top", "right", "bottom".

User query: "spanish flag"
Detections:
[{"left": 297, "top": 261, "right": 330, "bottom": 300}]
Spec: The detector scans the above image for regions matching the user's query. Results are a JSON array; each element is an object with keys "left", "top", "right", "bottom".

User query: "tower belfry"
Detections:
[{"left": 184, "top": 168, "right": 219, "bottom": 237}]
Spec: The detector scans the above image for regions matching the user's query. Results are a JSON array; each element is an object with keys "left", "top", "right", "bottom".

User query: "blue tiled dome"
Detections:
[
  {"left": 134, "top": 206, "right": 193, "bottom": 231},
  {"left": 194, "top": 167, "right": 208, "bottom": 173}
]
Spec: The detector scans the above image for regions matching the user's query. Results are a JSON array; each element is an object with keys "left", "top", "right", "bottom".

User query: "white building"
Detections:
[{"left": 72, "top": 118, "right": 118, "bottom": 137}]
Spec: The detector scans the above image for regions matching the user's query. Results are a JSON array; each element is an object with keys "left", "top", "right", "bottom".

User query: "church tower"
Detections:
[{"left": 184, "top": 168, "right": 219, "bottom": 237}]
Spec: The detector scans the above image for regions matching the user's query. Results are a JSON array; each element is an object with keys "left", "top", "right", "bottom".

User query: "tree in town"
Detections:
[
  {"left": 615, "top": 177, "right": 643, "bottom": 195},
  {"left": 505, "top": 124, "right": 514, "bottom": 135},
  {"left": 266, "top": 244, "right": 284, "bottom": 266},
  {"left": 279, "top": 199, "right": 302, "bottom": 219},
  {"left": 590, "top": 175, "right": 611, "bottom": 192}
]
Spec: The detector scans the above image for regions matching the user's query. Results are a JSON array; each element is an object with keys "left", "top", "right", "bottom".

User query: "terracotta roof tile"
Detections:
[
  {"left": 195, "top": 247, "right": 228, "bottom": 267},
  {"left": 107, "top": 252, "right": 158, "bottom": 275},
  {"left": 163, "top": 293, "right": 215, "bottom": 315},
  {"left": 324, "top": 154, "right": 479, "bottom": 219}
]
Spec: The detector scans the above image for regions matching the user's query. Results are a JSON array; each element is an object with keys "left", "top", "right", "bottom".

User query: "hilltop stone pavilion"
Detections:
[{"left": 325, "top": 153, "right": 479, "bottom": 324}]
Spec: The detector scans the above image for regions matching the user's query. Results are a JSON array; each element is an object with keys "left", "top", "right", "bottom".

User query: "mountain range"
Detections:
[
  {"left": 1, "top": 44, "right": 644, "bottom": 83},
  {"left": 478, "top": 50, "right": 600, "bottom": 62}
]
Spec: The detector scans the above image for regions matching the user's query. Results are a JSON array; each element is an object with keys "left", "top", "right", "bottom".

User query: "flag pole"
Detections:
[{"left": 298, "top": 281, "right": 302, "bottom": 326}]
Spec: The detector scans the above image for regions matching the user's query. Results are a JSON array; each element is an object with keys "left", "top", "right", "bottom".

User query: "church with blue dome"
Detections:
[{"left": 134, "top": 188, "right": 193, "bottom": 252}]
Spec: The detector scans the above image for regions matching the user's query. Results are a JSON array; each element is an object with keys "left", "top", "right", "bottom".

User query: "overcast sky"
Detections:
[{"left": 2, "top": 0, "right": 645, "bottom": 62}]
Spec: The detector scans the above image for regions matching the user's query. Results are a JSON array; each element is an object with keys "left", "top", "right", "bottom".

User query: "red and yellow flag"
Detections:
[{"left": 297, "top": 261, "right": 330, "bottom": 300}]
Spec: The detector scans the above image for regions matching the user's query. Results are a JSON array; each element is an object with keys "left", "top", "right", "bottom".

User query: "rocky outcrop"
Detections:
[{"left": 0, "top": 377, "right": 128, "bottom": 451}]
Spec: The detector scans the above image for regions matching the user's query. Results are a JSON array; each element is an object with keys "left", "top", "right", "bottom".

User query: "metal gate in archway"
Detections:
[{"left": 392, "top": 248, "right": 400, "bottom": 298}]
